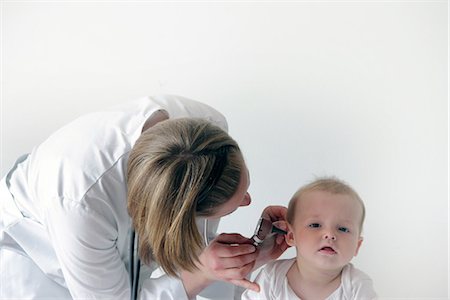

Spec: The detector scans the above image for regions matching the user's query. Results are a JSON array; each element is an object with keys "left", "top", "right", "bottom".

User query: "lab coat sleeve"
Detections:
[
  {"left": 45, "top": 195, "right": 191, "bottom": 300},
  {"left": 45, "top": 196, "right": 131, "bottom": 299},
  {"left": 140, "top": 275, "right": 188, "bottom": 300}
]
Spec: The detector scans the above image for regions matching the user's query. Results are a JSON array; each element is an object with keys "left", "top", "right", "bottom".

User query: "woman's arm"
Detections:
[{"left": 45, "top": 197, "right": 131, "bottom": 299}]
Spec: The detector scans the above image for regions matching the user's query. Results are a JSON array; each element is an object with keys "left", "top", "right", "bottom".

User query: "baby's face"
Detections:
[{"left": 287, "top": 190, "right": 363, "bottom": 272}]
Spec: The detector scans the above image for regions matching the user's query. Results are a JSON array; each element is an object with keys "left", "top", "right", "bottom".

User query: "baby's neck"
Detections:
[{"left": 287, "top": 260, "right": 343, "bottom": 300}]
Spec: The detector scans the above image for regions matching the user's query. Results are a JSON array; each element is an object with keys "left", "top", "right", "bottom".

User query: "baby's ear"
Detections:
[
  {"left": 354, "top": 237, "right": 363, "bottom": 256},
  {"left": 285, "top": 224, "right": 296, "bottom": 247}
]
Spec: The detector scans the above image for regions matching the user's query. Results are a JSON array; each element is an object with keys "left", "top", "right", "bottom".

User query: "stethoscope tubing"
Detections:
[
  {"left": 129, "top": 219, "right": 214, "bottom": 299},
  {"left": 130, "top": 229, "right": 140, "bottom": 300}
]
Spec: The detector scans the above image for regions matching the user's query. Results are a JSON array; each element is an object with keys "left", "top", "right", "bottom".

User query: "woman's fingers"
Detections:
[
  {"left": 207, "top": 236, "right": 258, "bottom": 270},
  {"left": 199, "top": 233, "right": 259, "bottom": 282},
  {"left": 211, "top": 250, "right": 258, "bottom": 270},
  {"left": 230, "top": 278, "right": 260, "bottom": 293},
  {"left": 211, "top": 242, "right": 256, "bottom": 258},
  {"left": 214, "top": 233, "right": 252, "bottom": 245},
  {"left": 261, "top": 205, "right": 287, "bottom": 222},
  {"left": 210, "top": 233, "right": 255, "bottom": 257},
  {"left": 214, "top": 260, "right": 255, "bottom": 281},
  {"left": 272, "top": 220, "right": 288, "bottom": 231},
  {"left": 272, "top": 220, "right": 288, "bottom": 245}
]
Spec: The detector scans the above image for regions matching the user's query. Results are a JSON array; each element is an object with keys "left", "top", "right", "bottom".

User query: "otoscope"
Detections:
[{"left": 250, "top": 217, "right": 287, "bottom": 246}]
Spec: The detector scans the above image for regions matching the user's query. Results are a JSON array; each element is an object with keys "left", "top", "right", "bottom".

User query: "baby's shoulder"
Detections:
[
  {"left": 255, "top": 258, "right": 296, "bottom": 298},
  {"left": 260, "top": 258, "right": 296, "bottom": 277},
  {"left": 343, "top": 263, "right": 373, "bottom": 282},
  {"left": 341, "top": 264, "right": 377, "bottom": 299}
]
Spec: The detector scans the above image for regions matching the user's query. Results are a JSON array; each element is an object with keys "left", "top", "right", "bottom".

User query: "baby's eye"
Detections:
[
  {"left": 338, "top": 227, "right": 350, "bottom": 233},
  {"left": 308, "top": 223, "right": 321, "bottom": 228}
]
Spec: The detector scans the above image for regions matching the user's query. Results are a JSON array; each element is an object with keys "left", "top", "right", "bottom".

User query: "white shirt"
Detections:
[
  {"left": 241, "top": 258, "right": 377, "bottom": 300},
  {"left": 0, "top": 95, "right": 239, "bottom": 300}
]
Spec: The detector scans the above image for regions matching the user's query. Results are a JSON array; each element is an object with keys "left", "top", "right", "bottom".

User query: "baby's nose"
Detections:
[{"left": 323, "top": 232, "right": 336, "bottom": 241}]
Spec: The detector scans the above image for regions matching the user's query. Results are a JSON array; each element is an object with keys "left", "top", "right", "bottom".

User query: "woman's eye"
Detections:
[
  {"left": 308, "top": 223, "right": 321, "bottom": 228},
  {"left": 338, "top": 227, "right": 350, "bottom": 233}
]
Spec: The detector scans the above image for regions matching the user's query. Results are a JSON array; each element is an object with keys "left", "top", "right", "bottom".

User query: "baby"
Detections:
[{"left": 242, "top": 177, "right": 377, "bottom": 299}]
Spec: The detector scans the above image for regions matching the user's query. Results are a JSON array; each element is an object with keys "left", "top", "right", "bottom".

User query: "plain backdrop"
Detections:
[{"left": 1, "top": 1, "right": 448, "bottom": 299}]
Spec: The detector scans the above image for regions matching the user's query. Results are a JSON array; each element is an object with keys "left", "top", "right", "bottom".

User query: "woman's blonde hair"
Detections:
[
  {"left": 286, "top": 177, "right": 366, "bottom": 232},
  {"left": 127, "top": 118, "right": 244, "bottom": 277}
]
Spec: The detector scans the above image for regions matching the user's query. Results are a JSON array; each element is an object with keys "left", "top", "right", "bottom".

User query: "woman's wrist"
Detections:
[{"left": 180, "top": 268, "right": 214, "bottom": 299}]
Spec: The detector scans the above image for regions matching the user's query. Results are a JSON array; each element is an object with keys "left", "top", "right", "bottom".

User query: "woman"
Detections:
[{"left": 0, "top": 94, "right": 288, "bottom": 299}]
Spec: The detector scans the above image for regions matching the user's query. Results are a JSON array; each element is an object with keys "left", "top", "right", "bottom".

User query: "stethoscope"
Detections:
[{"left": 129, "top": 229, "right": 140, "bottom": 300}]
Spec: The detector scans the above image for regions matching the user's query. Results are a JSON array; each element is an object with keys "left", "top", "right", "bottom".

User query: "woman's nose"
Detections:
[{"left": 240, "top": 192, "right": 251, "bottom": 207}]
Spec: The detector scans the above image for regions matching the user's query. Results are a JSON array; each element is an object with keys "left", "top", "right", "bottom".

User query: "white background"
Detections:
[{"left": 1, "top": 1, "right": 448, "bottom": 299}]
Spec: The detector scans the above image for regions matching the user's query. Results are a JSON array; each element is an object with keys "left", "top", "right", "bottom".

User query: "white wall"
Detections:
[{"left": 1, "top": 1, "right": 448, "bottom": 299}]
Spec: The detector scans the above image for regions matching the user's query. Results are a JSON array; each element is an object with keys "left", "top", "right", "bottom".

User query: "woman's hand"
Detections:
[
  {"left": 254, "top": 205, "right": 290, "bottom": 269},
  {"left": 180, "top": 233, "right": 259, "bottom": 298},
  {"left": 181, "top": 206, "right": 290, "bottom": 298}
]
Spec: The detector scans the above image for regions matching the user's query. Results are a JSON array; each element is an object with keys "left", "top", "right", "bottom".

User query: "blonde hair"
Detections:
[
  {"left": 127, "top": 118, "right": 244, "bottom": 277},
  {"left": 286, "top": 177, "right": 366, "bottom": 232}
]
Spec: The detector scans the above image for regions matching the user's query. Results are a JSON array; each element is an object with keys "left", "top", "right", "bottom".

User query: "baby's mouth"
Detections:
[{"left": 318, "top": 246, "right": 337, "bottom": 254}]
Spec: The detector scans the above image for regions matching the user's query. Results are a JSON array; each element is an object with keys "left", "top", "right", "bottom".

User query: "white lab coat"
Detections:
[{"left": 0, "top": 95, "right": 242, "bottom": 300}]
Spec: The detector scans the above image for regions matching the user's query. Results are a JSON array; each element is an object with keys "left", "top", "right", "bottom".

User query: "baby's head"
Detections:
[{"left": 286, "top": 177, "right": 365, "bottom": 270}]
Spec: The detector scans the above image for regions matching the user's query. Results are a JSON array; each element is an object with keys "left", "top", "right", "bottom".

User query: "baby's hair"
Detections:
[{"left": 286, "top": 177, "right": 366, "bottom": 232}]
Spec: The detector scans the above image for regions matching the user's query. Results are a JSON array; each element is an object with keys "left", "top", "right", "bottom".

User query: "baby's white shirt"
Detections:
[{"left": 242, "top": 258, "right": 377, "bottom": 300}]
